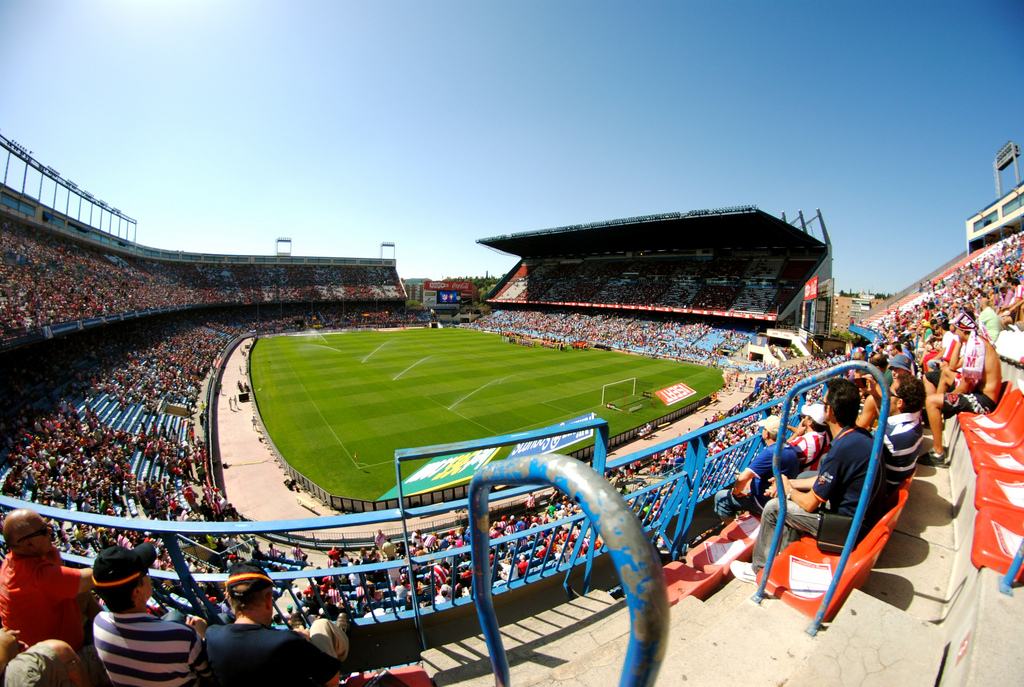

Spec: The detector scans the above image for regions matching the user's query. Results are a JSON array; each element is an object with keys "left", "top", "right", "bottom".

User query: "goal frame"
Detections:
[{"left": 601, "top": 377, "right": 637, "bottom": 406}]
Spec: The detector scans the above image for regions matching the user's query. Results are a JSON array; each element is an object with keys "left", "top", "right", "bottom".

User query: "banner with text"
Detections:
[
  {"left": 507, "top": 413, "right": 596, "bottom": 459},
  {"left": 655, "top": 383, "right": 697, "bottom": 406},
  {"left": 378, "top": 447, "right": 498, "bottom": 500}
]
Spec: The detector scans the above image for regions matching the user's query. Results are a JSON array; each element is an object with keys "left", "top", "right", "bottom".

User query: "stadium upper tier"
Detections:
[
  {"left": 0, "top": 216, "right": 405, "bottom": 345},
  {"left": 479, "top": 208, "right": 829, "bottom": 321}
]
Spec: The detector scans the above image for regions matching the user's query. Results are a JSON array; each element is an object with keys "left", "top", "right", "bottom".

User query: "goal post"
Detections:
[{"left": 601, "top": 377, "right": 637, "bottom": 406}]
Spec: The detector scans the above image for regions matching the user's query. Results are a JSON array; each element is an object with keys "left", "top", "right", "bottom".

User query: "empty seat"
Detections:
[{"left": 972, "top": 505, "right": 1024, "bottom": 582}]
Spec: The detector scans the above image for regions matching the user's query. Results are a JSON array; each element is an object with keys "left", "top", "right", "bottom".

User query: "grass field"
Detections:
[{"left": 250, "top": 328, "right": 723, "bottom": 499}]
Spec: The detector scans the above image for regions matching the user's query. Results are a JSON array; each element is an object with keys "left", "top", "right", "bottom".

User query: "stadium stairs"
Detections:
[{"left": 421, "top": 363, "right": 1024, "bottom": 686}]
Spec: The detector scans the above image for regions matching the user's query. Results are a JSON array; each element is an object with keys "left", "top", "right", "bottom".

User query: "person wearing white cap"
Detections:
[
  {"left": 786, "top": 403, "right": 830, "bottom": 470},
  {"left": 712, "top": 415, "right": 800, "bottom": 524}
]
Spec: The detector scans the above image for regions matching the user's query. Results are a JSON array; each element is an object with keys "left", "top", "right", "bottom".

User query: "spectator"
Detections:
[
  {"left": 923, "top": 311, "right": 1003, "bottom": 465},
  {"left": 0, "top": 509, "right": 104, "bottom": 686},
  {"left": 0, "top": 627, "right": 90, "bottom": 687},
  {"left": 880, "top": 374, "right": 926, "bottom": 492},
  {"left": 731, "top": 378, "right": 882, "bottom": 582},
  {"left": 205, "top": 562, "right": 345, "bottom": 687},
  {"left": 713, "top": 416, "right": 799, "bottom": 524},
  {"left": 786, "top": 403, "right": 830, "bottom": 469},
  {"left": 91, "top": 543, "right": 215, "bottom": 686}
]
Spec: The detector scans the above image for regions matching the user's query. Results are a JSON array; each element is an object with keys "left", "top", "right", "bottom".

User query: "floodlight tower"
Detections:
[
  {"left": 996, "top": 141, "right": 1021, "bottom": 197},
  {"left": 381, "top": 241, "right": 395, "bottom": 259}
]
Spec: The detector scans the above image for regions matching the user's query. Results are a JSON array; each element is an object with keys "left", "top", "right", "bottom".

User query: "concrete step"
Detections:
[
  {"left": 422, "top": 589, "right": 627, "bottom": 686},
  {"left": 426, "top": 573, "right": 952, "bottom": 687}
]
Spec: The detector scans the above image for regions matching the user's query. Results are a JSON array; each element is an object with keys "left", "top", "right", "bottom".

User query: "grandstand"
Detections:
[
  {"left": 1, "top": 127, "right": 1023, "bottom": 687},
  {"left": 479, "top": 206, "right": 831, "bottom": 326}
]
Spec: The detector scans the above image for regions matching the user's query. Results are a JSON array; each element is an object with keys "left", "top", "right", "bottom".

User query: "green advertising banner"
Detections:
[{"left": 378, "top": 447, "right": 499, "bottom": 500}]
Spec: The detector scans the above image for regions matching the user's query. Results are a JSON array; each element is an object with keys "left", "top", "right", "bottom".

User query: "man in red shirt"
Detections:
[{"left": 0, "top": 509, "right": 104, "bottom": 684}]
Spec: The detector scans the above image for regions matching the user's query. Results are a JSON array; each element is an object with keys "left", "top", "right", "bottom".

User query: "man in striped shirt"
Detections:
[
  {"left": 92, "top": 543, "right": 215, "bottom": 687},
  {"left": 882, "top": 374, "right": 926, "bottom": 492}
]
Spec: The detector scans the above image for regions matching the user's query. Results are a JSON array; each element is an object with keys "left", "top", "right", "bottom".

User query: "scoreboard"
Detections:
[{"left": 424, "top": 280, "right": 474, "bottom": 309}]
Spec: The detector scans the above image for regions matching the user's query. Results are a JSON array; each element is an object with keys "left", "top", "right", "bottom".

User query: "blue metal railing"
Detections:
[
  {"left": 1000, "top": 540, "right": 1024, "bottom": 595},
  {"left": 469, "top": 452, "right": 669, "bottom": 687},
  {"left": 752, "top": 361, "right": 890, "bottom": 636},
  {"left": 0, "top": 371, "right": 833, "bottom": 673}
]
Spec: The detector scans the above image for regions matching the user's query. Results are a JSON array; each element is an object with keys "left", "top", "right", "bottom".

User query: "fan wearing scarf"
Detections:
[{"left": 924, "top": 310, "right": 1002, "bottom": 465}]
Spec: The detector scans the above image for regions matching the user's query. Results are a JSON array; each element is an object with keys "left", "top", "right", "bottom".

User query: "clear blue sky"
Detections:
[{"left": 1, "top": 1, "right": 1021, "bottom": 294}]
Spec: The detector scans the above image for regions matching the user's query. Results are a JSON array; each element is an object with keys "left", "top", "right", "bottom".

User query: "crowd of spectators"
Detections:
[
  {"left": 0, "top": 218, "right": 406, "bottom": 342},
  {"left": 490, "top": 255, "right": 817, "bottom": 316},
  {"left": 863, "top": 232, "right": 1024, "bottom": 351},
  {"left": 463, "top": 309, "right": 758, "bottom": 368}
]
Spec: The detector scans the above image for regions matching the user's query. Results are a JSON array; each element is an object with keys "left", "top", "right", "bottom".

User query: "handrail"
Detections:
[
  {"left": 1000, "top": 538, "right": 1024, "bottom": 595},
  {"left": 395, "top": 415, "right": 611, "bottom": 650},
  {"left": 752, "top": 361, "right": 890, "bottom": 636},
  {"left": 468, "top": 452, "right": 669, "bottom": 687}
]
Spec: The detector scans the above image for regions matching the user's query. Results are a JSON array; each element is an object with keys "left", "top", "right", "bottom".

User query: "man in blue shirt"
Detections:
[
  {"left": 732, "top": 377, "right": 882, "bottom": 582},
  {"left": 713, "top": 415, "right": 800, "bottom": 523}
]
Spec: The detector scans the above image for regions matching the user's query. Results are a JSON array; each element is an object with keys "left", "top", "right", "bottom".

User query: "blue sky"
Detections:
[{"left": 1, "top": 1, "right": 1021, "bottom": 293}]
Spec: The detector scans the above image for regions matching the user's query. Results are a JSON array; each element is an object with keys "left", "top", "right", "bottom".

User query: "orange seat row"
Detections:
[{"left": 964, "top": 386, "right": 1024, "bottom": 582}]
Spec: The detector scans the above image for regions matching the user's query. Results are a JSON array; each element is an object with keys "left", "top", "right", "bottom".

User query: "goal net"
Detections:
[{"left": 601, "top": 377, "right": 637, "bottom": 406}]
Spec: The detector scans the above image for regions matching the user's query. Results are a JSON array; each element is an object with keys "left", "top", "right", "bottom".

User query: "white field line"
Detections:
[
  {"left": 282, "top": 355, "right": 357, "bottom": 468},
  {"left": 393, "top": 355, "right": 432, "bottom": 381}
]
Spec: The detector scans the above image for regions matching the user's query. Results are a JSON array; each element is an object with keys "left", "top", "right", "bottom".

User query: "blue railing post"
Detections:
[
  {"left": 159, "top": 533, "right": 223, "bottom": 622},
  {"left": 1000, "top": 539, "right": 1024, "bottom": 595},
  {"left": 469, "top": 452, "right": 669, "bottom": 687},
  {"left": 751, "top": 361, "right": 889, "bottom": 636}
]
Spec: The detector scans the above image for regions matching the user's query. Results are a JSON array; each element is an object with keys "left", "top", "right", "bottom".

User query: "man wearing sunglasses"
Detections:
[{"left": 0, "top": 509, "right": 101, "bottom": 684}]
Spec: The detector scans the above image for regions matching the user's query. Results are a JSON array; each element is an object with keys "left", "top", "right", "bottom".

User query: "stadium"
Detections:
[{"left": 2, "top": 122, "right": 1024, "bottom": 687}]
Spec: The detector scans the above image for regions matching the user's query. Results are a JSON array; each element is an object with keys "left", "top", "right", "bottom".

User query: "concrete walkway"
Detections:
[{"left": 217, "top": 341, "right": 315, "bottom": 522}]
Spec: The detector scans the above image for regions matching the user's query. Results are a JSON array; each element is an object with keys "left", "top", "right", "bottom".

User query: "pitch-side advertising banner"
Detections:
[
  {"left": 655, "top": 383, "right": 697, "bottom": 406},
  {"left": 378, "top": 447, "right": 499, "bottom": 500},
  {"left": 507, "top": 413, "right": 596, "bottom": 459}
]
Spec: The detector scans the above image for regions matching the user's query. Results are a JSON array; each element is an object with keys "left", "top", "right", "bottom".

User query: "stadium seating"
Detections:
[{"left": 759, "top": 479, "right": 912, "bottom": 622}]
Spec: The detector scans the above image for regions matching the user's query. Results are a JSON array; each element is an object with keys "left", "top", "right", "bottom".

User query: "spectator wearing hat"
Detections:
[
  {"left": 924, "top": 311, "right": 1003, "bottom": 465},
  {"left": 713, "top": 415, "right": 799, "bottom": 524},
  {"left": 205, "top": 562, "right": 346, "bottom": 687},
  {"left": 91, "top": 543, "right": 214, "bottom": 687},
  {"left": 786, "top": 403, "right": 830, "bottom": 470}
]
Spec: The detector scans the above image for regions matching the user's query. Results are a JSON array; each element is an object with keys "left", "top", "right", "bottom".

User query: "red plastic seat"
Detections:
[
  {"left": 975, "top": 469, "right": 1024, "bottom": 511},
  {"left": 963, "top": 422, "right": 1024, "bottom": 452},
  {"left": 664, "top": 514, "right": 760, "bottom": 604},
  {"left": 970, "top": 445, "right": 1024, "bottom": 476},
  {"left": 972, "top": 505, "right": 1024, "bottom": 581},
  {"left": 341, "top": 666, "right": 433, "bottom": 687},
  {"left": 961, "top": 388, "right": 1022, "bottom": 431},
  {"left": 760, "top": 486, "right": 909, "bottom": 621},
  {"left": 760, "top": 527, "right": 890, "bottom": 622}
]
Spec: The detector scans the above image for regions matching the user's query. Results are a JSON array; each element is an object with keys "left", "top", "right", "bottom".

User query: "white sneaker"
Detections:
[{"left": 729, "top": 560, "right": 757, "bottom": 584}]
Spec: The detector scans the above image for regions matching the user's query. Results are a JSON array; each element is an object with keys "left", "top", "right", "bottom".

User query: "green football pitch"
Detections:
[{"left": 249, "top": 328, "right": 723, "bottom": 500}]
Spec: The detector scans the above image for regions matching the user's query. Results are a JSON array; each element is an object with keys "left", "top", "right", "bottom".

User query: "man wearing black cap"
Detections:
[
  {"left": 205, "top": 561, "right": 342, "bottom": 687},
  {"left": 92, "top": 543, "right": 215, "bottom": 687}
]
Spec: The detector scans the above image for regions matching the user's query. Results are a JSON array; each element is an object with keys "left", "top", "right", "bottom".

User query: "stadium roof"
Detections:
[{"left": 478, "top": 206, "right": 828, "bottom": 259}]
